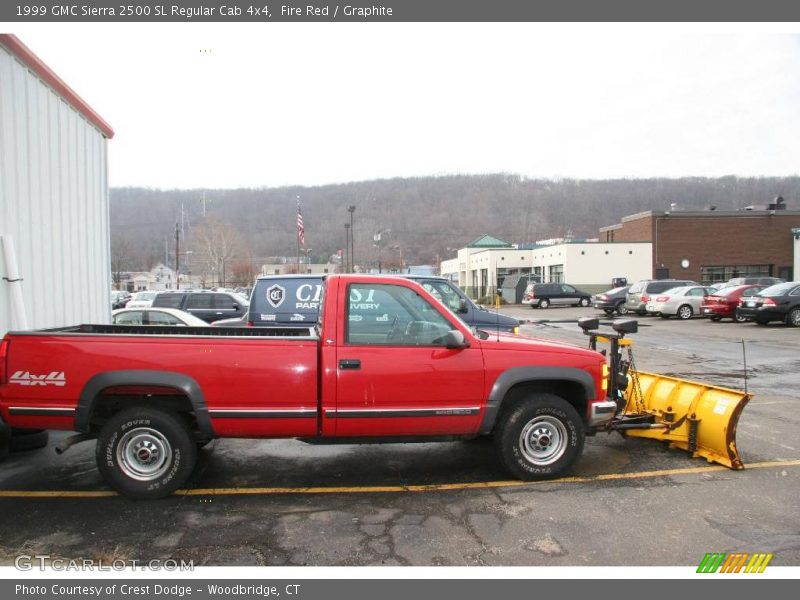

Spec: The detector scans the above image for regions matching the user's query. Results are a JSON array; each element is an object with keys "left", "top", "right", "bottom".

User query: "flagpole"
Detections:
[{"left": 296, "top": 195, "right": 301, "bottom": 274}]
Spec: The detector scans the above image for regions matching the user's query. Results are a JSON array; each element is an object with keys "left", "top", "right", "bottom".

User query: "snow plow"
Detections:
[{"left": 578, "top": 317, "right": 750, "bottom": 470}]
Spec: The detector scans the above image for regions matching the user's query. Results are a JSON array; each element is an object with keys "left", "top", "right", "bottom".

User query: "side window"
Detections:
[
  {"left": 154, "top": 294, "right": 184, "bottom": 309},
  {"left": 346, "top": 283, "right": 455, "bottom": 346},
  {"left": 212, "top": 294, "right": 238, "bottom": 309},
  {"left": 115, "top": 311, "right": 144, "bottom": 325},
  {"left": 423, "top": 281, "right": 463, "bottom": 313},
  {"left": 561, "top": 284, "right": 576, "bottom": 294},
  {"left": 187, "top": 294, "right": 213, "bottom": 309},
  {"left": 790, "top": 287, "right": 800, "bottom": 297},
  {"left": 147, "top": 311, "right": 182, "bottom": 325},
  {"left": 688, "top": 288, "right": 705, "bottom": 297}
]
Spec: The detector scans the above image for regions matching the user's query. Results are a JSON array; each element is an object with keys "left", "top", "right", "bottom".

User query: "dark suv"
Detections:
[
  {"left": 520, "top": 282, "right": 592, "bottom": 309},
  {"left": 625, "top": 279, "right": 696, "bottom": 315},
  {"left": 152, "top": 291, "right": 249, "bottom": 323}
]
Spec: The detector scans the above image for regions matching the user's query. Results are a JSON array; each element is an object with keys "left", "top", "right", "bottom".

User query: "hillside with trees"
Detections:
[{"left": 110, "top": 174, "right": 800, "bottom": 280}]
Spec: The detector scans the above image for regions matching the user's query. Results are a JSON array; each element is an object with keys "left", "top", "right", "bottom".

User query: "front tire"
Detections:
[
  {"left": 494, "top": 394, "right": 584, "bottom": 480},
  {"left": 95, "top": 407, "right": 197, "bottom": 499},
  {"left": 615, "top": 302, "right": 628, "bottom": 316}
]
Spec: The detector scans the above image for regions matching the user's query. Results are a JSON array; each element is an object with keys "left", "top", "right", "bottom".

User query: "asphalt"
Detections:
[{"left": 0, "top": 306, "right": 797, "bottom": 566}]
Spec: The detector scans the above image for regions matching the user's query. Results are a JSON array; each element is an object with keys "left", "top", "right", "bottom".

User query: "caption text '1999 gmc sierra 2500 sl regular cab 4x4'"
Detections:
[{"left": 0, "top": 275, "right": 616, "bottom": 499}]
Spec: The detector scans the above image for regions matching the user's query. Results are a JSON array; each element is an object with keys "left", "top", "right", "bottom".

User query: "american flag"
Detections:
[{"left": 296, "top": 197, "right": 305, "bottom": 246}]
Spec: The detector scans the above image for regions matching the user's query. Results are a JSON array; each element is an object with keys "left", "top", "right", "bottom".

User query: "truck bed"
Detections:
[{"left": 14, "top": 324, "right": 317, "bottom": 338}]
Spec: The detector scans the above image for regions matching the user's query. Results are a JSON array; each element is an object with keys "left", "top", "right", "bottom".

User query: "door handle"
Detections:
[{"left": 339, "top": 359, "right": 361, "bottom": 370}]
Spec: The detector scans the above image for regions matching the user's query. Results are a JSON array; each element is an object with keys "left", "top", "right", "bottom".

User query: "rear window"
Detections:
[
  {"left": 760, "top": 283, "right": 798, "bottom": 296},
  {"left": 251, "top": 277, "right": 323, "bottom": 324},
  {"left": 628, "top": 282, "right": 645, "bottom": 293}
]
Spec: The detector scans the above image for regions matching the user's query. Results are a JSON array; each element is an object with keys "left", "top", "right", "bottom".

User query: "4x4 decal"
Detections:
[{"left": 9, "top": 371, "right": 66, "bottom": 387}]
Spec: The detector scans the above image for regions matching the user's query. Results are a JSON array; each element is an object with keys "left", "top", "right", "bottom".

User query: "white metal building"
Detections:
[
  {"left": 0, "top": 34, "right": 114, "bottom": 335},
  {"left": 440, "top": 235, "right": 653, "bottom": 299}
]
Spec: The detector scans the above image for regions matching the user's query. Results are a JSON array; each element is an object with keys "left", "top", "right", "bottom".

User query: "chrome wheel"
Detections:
[
  {"left": 116, "top": 427, "right": 173, "bottom": 481},
  {"left": 616, "top": 302, "right": 628, "bottom": 315},
  {"left": 519, "top": 417, "right": 568, "bottom": 466},
  {"left": 678, "top": 305, "right": 693, "bottom": 320},
  {"left": 788, "top": 308, "right": 800, "bottom": 327}
]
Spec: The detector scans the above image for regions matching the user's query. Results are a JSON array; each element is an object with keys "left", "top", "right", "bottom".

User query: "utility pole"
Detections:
[{"left": 175, "top": 222, "right": 181, "bottom": 290}]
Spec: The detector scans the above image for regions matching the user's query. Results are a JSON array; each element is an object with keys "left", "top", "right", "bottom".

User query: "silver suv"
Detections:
[{"left": 625, "top": 279, "right": 697, "bottom": 315}]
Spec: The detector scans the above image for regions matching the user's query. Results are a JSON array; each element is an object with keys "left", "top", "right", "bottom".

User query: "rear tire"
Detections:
[
  {"left": 734, "top": 311, "right": 748, "bottom": 323},
  {"left": 538, "top": 299, "right": 550, "bottom": 309},
  {"left": 95, "top": 407, "right": 197, "bottom": 499},
  {"left": 494, "top": 394, "right": 584, "bottom": 480},
  {"left": 786, "top": 308, "right": 800, "bottom": 327},
  {"left": 677, "top": 305, "right": 693, "bottom": 320},
  {"left": 9, "top": 429, "right": 49, "bottom": 452}
]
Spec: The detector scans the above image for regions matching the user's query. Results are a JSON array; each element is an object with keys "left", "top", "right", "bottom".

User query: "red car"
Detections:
[{"left": 701, "top": 285, "right": 766, "bottom": 322}]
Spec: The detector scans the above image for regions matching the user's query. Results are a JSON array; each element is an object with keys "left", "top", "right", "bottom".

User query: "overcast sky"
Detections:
[{"left": 10, "top": 24, "right": 800, "bottom": 189}]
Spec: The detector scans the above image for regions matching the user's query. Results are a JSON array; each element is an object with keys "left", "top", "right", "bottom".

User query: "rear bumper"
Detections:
[
  {"left": 737, "top": 307, "right": 786, "bottom": 322},
  {"left": 701, "top": 305, "right": 733, "bottom": 317},
  {"left": 589, "top": 400, "right": 618, "bottom": 427}
]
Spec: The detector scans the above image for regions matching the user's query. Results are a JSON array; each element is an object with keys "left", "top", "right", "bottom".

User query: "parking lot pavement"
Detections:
[{"left": 0, "top": 307, "right": 798, "bottom": 567}]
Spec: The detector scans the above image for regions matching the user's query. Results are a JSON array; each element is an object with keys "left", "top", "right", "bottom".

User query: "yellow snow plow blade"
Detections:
[{"left": 622, "top": 371, "right": 750, "bottom": 470}]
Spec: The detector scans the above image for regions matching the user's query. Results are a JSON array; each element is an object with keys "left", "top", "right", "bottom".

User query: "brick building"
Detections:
[{"left": 600, "top": 209, "right": 800, "bottom": 284}]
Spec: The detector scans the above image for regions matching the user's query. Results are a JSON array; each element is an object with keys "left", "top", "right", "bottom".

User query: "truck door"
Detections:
[{"left": 331, "top": 281, "right": 484, "bottom": 437}]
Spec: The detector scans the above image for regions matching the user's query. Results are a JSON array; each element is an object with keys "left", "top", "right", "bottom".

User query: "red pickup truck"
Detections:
[{"left": 0, "top": 275, "right": 615, "bottom": 498}]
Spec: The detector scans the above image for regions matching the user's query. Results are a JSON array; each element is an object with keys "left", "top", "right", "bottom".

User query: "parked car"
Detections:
[
  {"left": 592, "top": 286, "right": 630, "bottom": 316},
  {"left": 646, "top": 285, "right": 716, "bottom": 319},
  {"left": 151, "top": 290, "right": 249, "bottom": 324},
  {"left": 700, "top": 285, "right": 766, "bottom": 322},
  {"left": 735, "top": 282, "right": 800, "bottom": 326},
  {"left": 625, "top": 279, "right": 697, "bottom": 315},
  {"left": 125, "top": 291, "right": 159, "bottom": 308},
  {"left": 111, "top": 307, "right": 210, "bottom": 327},
  {"left": 110, "top": 290, "right": 131, "bottom": 310},
  {"left": 521, "top": 282, "right": 592, "bottom": 309},
  {"left": 716, "top": 276, "right": 785, "bottom": 290}
]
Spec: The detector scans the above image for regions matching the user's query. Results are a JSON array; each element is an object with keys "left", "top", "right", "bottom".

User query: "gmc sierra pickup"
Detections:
[{"left": 0, "top": 275, "right": 614, "bottom": 498}]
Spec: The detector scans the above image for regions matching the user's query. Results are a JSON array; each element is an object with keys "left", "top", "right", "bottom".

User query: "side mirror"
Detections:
[
  {"left": 458, "top": 298, "right": 469, "bottom": 313},
  {"left": 444, "top": 329, "right": 470, "bottom": 350},
  {"left": 578, "top": 317, "right": 600, "bottom": 332},
  {"left": 232, "top": 304, "right": 239, "bottom": 310},
  {"left": 612, "top": 319, "right": 638, "bottom": 334}
]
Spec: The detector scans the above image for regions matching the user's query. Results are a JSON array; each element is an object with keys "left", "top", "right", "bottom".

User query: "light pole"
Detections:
[
  {"left": 348, "top": 205, "right": 356, "bottom": 272},
  {"left": 374, "top": 229, "right": 390, "bottom": 273},
  {"left": 344, "top": 223, "right": 351, "bottom": 273}
]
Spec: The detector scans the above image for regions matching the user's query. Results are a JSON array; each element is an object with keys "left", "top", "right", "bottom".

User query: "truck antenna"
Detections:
[{"left": 740, "top": 339, "right": 749, "bottom": 396}]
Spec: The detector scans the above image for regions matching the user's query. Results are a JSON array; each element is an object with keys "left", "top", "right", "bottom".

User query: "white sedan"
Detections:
[
  {"left": 124, "top": 291, "right": 159, "bottom": 308},
  {"left": 112, "top": 307, "right": 209, "bottom": 326},
  {"left": 646, "top": 285, "right": 716, "bottom": 320}
]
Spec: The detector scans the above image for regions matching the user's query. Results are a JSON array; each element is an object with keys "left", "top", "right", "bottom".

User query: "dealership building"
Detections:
[
  {"left": 439, "top": 235, "right": 652, "bottom": 299},
  {"left": 599, "top": 207, "right": 800, "bottom": 284}
]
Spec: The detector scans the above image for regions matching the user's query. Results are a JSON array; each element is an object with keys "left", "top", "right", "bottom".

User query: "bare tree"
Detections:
[
  {"left": 190, "top": 218, "right": 244, "bottom": 288},
  {"left": 110, "top": 234, "right": 134, "bottom": 290}
]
